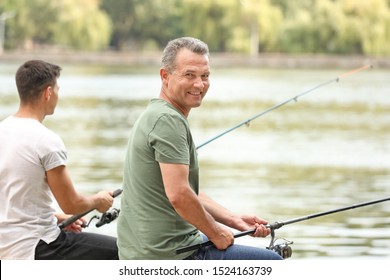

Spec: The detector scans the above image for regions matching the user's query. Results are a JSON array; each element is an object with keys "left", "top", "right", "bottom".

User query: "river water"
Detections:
[{"left": 1, "top": 62, "right": 389, "bottom": 259}]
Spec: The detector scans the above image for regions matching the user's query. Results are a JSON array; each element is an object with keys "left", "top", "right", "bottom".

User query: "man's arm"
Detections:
[
  {"left": 199, "top": 191, "right": 271, "bottom": 238},
  {"left": 160, "top": 162, "right": 234, "bottom": 250},
  {"left": 46, "top": 165, "right": 113, "bottom": 214}
]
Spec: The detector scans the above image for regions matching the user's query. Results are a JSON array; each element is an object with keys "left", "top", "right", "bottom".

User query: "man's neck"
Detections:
[
  {"left": 14, "top": 106, "right": 45, "bottom": 122},
  {"left": 159, "top": 91, "right": 190, "bottom": 118}
]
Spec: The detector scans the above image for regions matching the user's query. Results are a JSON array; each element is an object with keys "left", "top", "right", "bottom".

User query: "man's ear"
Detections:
[
  {"left": 43, "top": 86, "right": 52, "bottom": 101},
  {"left": 160, "top": 68, "right": 169, "bottom": 84}
]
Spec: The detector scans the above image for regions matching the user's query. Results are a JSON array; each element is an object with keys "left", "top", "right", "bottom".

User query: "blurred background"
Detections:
[
  {"left": 1, "top": 0, "right": 390, "bottom": 56},
  {"left": 1, "top": 0, "right": 389, "bottom": 259}
]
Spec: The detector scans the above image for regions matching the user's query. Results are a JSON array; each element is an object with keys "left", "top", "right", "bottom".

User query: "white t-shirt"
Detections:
[{"left": 0, "top": 116, "right": 67, "bottom": 259}]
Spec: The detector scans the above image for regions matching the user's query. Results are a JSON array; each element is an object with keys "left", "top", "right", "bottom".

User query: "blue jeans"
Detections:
[{"left": 185, "top": 234, "right": 283, "bottom": 260}]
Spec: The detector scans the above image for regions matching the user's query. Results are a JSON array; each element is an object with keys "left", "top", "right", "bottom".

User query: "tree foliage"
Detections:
[
  {"left": 101, "top": 0, "right": 135, "bottom": 50},
  {"left": 1, "top": 0, "right": 111, "bottom": 50},
  {"left": 53, "top": 0, "right": 111, "bottom": 50},
  {"left": 1, "top": 0, "right": 389, "bottom": 55},
  {"left": 278, "top": 0, "right": 390, "bottom": 55}
]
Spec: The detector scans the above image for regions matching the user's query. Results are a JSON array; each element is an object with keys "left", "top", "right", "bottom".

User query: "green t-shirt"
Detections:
[{"left": 117, "top": 99, "right": 202, "bottom": 259}]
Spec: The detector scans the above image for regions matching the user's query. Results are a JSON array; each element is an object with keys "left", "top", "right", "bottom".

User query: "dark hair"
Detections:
[
  {"left": 15, "top": 60, "right": 62, "bottom": 104},
  {"left": 161, "top": 37, "right": 209, "bottom": 73}
]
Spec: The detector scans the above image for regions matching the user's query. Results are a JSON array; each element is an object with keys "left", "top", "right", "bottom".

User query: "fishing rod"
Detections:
[
  {"left": 58, "top": 188, "right": 122, "bottom": 229},
  {"left": 196, "top": 65, "right": 373, "bottom": 150},
  {"left": 176, "top": 196, "right": 390, "bottom": 257}
]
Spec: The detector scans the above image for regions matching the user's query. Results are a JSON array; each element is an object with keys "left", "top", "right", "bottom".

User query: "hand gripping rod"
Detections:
[{"left": 58, "top": 188, "right": 123, "bottom": 229}]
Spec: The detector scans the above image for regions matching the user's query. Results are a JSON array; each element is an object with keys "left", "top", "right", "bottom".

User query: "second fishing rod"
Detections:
[
  {"left": 176, "top": 196, "right": 390, "bottom": 257},
  {"left": 196, "top": 65, "right": 373, "bottom": 150}
]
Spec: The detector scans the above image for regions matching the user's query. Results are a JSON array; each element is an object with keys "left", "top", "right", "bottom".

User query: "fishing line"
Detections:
[{"left": 196, "top": 65, "right": 373, "bottom": 150}]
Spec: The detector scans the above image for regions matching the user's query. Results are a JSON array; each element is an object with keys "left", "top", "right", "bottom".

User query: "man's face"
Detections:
[{"left": 161, "top": 48, "right": 210, "bottom": 116}]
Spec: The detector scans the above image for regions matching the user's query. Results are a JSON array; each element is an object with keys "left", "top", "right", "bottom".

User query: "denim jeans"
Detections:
[{"left": 184, "top": 234, "right": 283, "bottom": 260}]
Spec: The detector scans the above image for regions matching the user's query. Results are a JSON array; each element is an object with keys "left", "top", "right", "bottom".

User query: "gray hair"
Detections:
[{"left": 161, "top": 37, "right": 209, "bottom": 73}]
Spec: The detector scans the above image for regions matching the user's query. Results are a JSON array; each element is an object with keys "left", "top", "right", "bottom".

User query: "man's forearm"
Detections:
[{"left": 198, "top": 191, "right": 238, "bottom": 228}]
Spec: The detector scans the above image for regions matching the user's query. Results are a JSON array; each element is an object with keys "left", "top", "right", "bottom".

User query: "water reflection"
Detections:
[{"left": 0, "top": 63, "right": 389, "bottom": 258}]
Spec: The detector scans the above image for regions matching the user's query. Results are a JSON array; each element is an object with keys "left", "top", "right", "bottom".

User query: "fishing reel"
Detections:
[
  {"left": 266, "top": 228, "right": 293, "bottom": 259},
  {"left": 82, "top": 208, "right": 120, "bottom": 228},
  {"left": 96, "top": 208, "right": 120, "bottom": 227}
]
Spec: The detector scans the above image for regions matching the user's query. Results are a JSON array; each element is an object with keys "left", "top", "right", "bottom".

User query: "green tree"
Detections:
[
  {"left": 130, "top": 0, "right": 183, "bottom": 50},
  {"left": 279, "top": 0, "right": 347, "bottom": 53},
  {"left": 101, "top": 0, "right": 184, "bottom": 51},
  {"left": 226, "top": 0, "right": 284, "bottom": 54},
  {"left": 0, "top": 0, "right": 57, "bottom": 49},
  {"left": 101, "top": 0, "right": 135, "bottom": 51},
  {"left": 272, "top": 0, "right": 314, "bottom": 17},
  {"left": 1, "top": 0, "right": 111, "bottom": 50},
  {"left": 179, "top": 0, "right": 238, "bottom": 52},
  {"left": 340, "top": 0, "right": 390, "bottom": 55},
  {"left": 277, "top": 0, "right": 390, "bottom": 55},
  {"left": 2, "top": 0, "right": 390, "bottom": 55},
  {"left": 52, "top": 0, "right": 112, "bottom": 50}
]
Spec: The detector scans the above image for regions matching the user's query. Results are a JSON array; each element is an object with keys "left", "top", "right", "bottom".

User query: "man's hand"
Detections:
[
  {"left": 55, "top": 213, "right": 86, "bottom": 233},
  {"left": 93, "top": 190, "right": 114, "bottom": 213},
  {"left": 209, "top": 225, "right": 234, "bottom": 250},
  {"left": 236, "top": 215, "right": 271, "bottom": 237}
]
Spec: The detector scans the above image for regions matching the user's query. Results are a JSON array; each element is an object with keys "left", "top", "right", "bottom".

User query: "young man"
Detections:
[
  {"left": 117, "top": 37, "right": 282, "bottom": 260},
  {"left": 0, "top": 60, "right": 118, "bottom": 259}
]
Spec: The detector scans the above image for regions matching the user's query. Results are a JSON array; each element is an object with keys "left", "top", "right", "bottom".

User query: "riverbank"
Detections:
[{"left": 1, "top": 49, "right": 389, "bottom": 69}]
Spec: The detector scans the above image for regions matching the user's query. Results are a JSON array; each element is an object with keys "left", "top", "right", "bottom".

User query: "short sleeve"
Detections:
[
  {"left": 37, "top": 130, "right": 67, "bottom": 171},
  {"left": 149, "top": 114, "right": 190, "bottom": 165}
]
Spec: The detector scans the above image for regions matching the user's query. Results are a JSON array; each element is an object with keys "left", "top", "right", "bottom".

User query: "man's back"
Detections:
[
  {"left": 0, "top": 116, "right": 64, "bottom": 259},
  {"left": 117, "top": 99, "right": 202, "bottom": 260}
]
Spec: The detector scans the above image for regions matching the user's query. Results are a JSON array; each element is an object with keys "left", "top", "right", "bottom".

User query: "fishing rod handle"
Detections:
[
  {"left": 58, "top": 188, "right": 123, "bottom": 229},
  {"left": 112, "top": 188, "right": 123, "bottom": 198},
  {"left": 58, "top": 210, "right": 91, "bottom": 229},
  {"left": 176, "top": 229, "right": 256, "bottom": 255},
  {"left": 176, "top": 240, "right": 213, "bottom": 255}
]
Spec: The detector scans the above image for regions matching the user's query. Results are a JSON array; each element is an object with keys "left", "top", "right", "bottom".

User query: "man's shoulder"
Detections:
[{"left": 149, "top": 99, "right": 184, "bottom": 116}]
